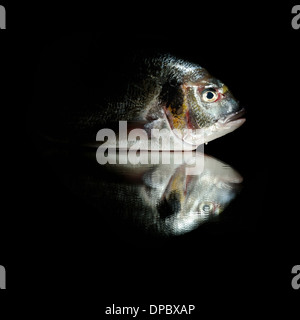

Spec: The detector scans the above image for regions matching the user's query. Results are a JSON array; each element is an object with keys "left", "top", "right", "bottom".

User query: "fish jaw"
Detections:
[
  {"left": 201, "top": 117, "right": 246, "bottom": 144},
  {"left": 204, "top": 108, "right": 246, "bottom": 142},
  {"left": 163, "top": 107, "right": 245, "bottom": 147}
]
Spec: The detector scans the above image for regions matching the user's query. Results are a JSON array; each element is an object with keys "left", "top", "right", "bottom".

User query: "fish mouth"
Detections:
[
  {"left": 219, "top": 108, "right": 246, "bottom": 124},
  {"left": 163, "top": 106, "right": 246, "bottom": 147}
]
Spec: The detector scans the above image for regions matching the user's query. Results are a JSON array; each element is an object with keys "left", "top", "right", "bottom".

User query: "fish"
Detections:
[
  {"left": 93, "top": 54, "right": 246, "bottom": 150},
  {"left": 32, "top": 40, "right": 245, "bottom": 150}
]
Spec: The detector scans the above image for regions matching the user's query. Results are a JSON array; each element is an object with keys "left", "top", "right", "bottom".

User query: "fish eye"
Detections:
[
  {"left": 201, "top": 88, "right": 219, "bottom": 103},
  {"left": 199, "top": 202, "right": 215, "bottom": 215}
]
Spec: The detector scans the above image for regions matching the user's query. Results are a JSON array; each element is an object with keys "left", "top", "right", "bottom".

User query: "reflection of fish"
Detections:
[
  {"left": 33, "top": 41, "right": 245, "bottom": 150},
  {"left": 134, "top": 152, "right": 243, "bottom": 235},
  {"left": 45, "top": 150, "right": 243, "bottom": 237}
]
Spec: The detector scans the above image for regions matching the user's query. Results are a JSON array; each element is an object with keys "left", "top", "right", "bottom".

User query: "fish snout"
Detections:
[{"left": 219, "top": 91, "right": 243, "bottom": 118}]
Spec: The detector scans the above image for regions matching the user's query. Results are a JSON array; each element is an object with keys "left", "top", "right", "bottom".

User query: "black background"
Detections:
[{"left": 0, "top": 1, "right": 299, "bottom": 316}]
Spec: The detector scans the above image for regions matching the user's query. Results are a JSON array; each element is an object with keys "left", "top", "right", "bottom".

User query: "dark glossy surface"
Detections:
[{"left": 1, "top": 5, "right": 299, "bottom": 308}]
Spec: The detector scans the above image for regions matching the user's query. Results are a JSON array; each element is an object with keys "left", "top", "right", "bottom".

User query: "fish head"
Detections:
[{"left": 164, "top": 68, "right": 246, "bottom": 146}]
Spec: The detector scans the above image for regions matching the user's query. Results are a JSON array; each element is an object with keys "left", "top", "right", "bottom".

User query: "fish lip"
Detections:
[{"left": 220, "top": 108, "right": 246, "bottom": 124}]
